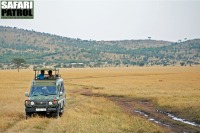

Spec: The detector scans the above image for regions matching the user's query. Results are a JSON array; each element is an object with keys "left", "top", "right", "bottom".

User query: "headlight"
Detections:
[
  {"left": 49, "top": 101, "right": 53, "bottom": 105},
  {"left": 25, "top": 100, "right": 30, "bottom": 105},
  {"left": 30, "top": 101, "right": 34, "bottom": 105}
]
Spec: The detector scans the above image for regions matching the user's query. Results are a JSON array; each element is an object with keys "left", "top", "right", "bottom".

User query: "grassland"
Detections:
[{"left": 0, "top": 66, "right": 200, "bottom": 132}]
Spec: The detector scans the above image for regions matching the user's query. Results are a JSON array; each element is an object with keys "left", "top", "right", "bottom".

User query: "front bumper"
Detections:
[
  {"left": 25, "top": 100, "right": 58, "bottom": 113},
  {"left": 25, "top": 107, "right": 57, "bottom": 113}
]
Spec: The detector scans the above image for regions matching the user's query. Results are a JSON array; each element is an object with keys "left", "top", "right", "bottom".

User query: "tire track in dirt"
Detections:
[{"left": 73, "top": 88, "right": 200, "bottom": 133}]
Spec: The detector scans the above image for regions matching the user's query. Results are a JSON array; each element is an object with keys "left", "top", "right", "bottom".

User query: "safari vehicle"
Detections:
[{"left": 24, "top": 67, "right": 66, "bottom": 119}]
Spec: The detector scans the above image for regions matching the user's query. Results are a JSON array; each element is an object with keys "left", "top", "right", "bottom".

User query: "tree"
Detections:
[
  {"left": 12, "top": 58, "right": 26, "bottom": 72},
  {"left": 180, "top": 62, "right": 185, "bottom": 66},
  {"left": 148, "top": 37, "right": 151, "bottom": 40}
]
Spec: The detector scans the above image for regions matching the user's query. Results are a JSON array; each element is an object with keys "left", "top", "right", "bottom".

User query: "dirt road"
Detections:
[{"left": 78, "top": 87, "right": 200, "bottom": 133}]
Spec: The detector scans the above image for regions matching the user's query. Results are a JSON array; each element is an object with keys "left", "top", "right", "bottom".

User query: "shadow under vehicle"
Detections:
[{"left": 24, "top": 67, "right": 66, "bottom": 119}]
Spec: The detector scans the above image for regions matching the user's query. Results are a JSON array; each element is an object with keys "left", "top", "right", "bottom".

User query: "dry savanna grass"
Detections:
[{"left": 0, "top": 66, "right": 200, "bottom": 132}]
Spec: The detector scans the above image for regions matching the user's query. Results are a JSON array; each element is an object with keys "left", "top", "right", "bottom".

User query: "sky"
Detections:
[{"left": 0, "top": 0, "right": 200, "bottom": 42}]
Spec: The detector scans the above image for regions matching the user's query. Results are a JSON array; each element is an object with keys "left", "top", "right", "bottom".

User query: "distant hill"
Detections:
[{"left": 0, "top": 26, "right": 200, "bottom": 68}]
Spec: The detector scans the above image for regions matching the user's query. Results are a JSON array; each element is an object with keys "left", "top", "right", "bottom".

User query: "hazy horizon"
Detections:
[{"left": 0, "top": 0, "right": 200, "bottom": 42}]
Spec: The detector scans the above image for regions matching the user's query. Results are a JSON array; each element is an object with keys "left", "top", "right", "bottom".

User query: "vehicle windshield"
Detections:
[{"left": 30, "top": 86, "right": 57, "bottom": 96}]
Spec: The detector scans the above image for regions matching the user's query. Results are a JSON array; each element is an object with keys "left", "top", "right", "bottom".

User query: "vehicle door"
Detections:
[{"left": 58, "top": 81, "right": 66, "bottom": 108}]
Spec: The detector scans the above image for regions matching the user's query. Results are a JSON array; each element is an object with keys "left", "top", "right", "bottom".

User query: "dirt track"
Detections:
[{"left": 72, "top": 88, "right": 200, "bottom": 133}]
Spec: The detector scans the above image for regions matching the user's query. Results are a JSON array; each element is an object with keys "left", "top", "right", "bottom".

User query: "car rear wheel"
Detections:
[{"left": 59, "top": 102, "right": 65, "bottom": 116}]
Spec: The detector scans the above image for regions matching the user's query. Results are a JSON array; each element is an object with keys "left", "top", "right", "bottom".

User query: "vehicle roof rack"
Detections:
[
  {"left": 33, "top": 67, "right": 59, "bottom": 71},
  {"left": 33, "top": 67, "right": 60, "bottom": 80}
]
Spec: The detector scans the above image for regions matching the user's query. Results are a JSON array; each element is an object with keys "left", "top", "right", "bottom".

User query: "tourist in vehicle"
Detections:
[
  {"left": 37, "top": 70, "right": 45, "bottom": 80},
  {"left": 48, "top": 70, "right": 54, "bottom": 79}
]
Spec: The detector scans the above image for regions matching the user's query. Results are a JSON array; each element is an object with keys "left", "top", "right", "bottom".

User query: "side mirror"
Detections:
[
  {"left": 25, "top": 92, "right": 29, "bottom": 97},
  {"left": 59, "top": 92, "right": 63, "bottom": 96}
]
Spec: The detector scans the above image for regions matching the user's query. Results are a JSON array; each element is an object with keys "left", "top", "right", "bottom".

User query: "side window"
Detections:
[
  {"left": 57, "top": 84, "right": 61, "bottom": 93},
  {"left": 60, "top": 82, "right": 64, "bottom": 93}
]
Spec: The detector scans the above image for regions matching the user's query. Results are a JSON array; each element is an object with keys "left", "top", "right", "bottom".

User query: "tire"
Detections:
[
  {"left": 52, "top": 107, "right": 59, "bottom": 118},
  {"left": 25, "top": 112, "right": 32, "bottom": 119},
  {"left": 59, "top": 108, "right": 64, "bottom": 117},
  {"left": 59, "top": 102, "right": 64, "bottom": 117}
]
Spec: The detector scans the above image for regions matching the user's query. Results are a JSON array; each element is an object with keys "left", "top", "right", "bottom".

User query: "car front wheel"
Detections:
[
  {"left": 52, "top": 107, "right": 59, "bottom": 118},
  {"left": 25, "top": 112, "right": 32, "bottom": 119}
]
